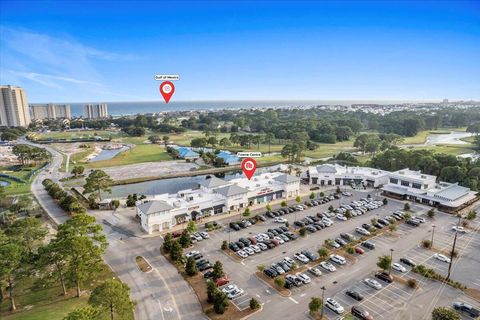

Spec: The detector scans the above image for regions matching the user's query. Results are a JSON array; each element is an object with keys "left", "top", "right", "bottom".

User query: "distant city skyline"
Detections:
[{"left": 1, "top": 1, "right": 479, "bottom": 103}]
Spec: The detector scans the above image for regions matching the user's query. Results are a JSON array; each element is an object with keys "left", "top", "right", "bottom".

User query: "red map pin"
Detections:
[
  {"left": 160, "top": 81, "right": 175, "bottom": 103},
  {"left": 241, "top": 157, "right": 257, "bottom": 180}
]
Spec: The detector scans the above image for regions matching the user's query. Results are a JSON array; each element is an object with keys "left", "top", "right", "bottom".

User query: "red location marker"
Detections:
[
  {"left": 241, "top": 157, "right": 257, "bottom": 180},
  {"left": 160, "top": 81, "right": 175, "bottom": 103}
]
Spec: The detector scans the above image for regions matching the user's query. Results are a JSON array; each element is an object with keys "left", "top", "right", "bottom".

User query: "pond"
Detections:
[
  {"left": 425, "top": 131, "right": 473, "bottom": 145},
  {"left": 106, "top": 164, "right": 283, "bottom": 198},
  {"left": 0, "top": 180, "right": 11, "bottom": 187},
  {"left": 90, "top": 146, "right": 130, "bottom": 162}
]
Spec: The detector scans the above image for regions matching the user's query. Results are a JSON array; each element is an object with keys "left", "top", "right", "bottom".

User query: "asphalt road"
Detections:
[{"left": 24, "top": 138, "right": 205, "bottom": 320}]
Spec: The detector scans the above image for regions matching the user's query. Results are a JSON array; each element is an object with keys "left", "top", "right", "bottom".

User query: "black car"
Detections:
[
  {"left": 257, "top": 215, "right": 267, "bottom": 222},
  {"left": 374, "top": 222, "right": 384, "bottom": 229},
  {"left": 266, "top": 212, "right": 275, "bottom": 218},
  {"left": 230, "top": 223, "right": 241, "bottom": 231},
  {"left": 198, "top": 262, "right": 212, "bottom": 271},
  {"left": 235, "top": 241, "right": 245, "bottom": 249},
  {"left": 262, "top": 240, "right": 276, "bottom": 249},
  {"left": 345, "top": 290, "right": 364, "bottom": 301},
  {"left": 362, "top": 223, "right": 376, "bottom": 231},
  {"left": 317, "top": 212, "right": 326, "bottom": 218},
  {"left": 203, "top": 270, "right": 214, "bottom": 279},
  {"left": 193, "top": 253, "right": 203, "bottom": 260},
  {"left": 361, "top": 241, "right": 376, "bottom": 249},
  {"left": 306, "top": 225, "right": 317, "bottom": 233},
  {"left": 400, "top": 257, "right": 416, "bottom": 267},
  {"left": 294, "top": 221, "right": 305, "bottom": 227},
  {"left": 272, "top": 211, "right": 280, "bottom": 217},
  {"left": 375, "top": 271, "right": 394, "bottom": 283},
  {"left": 279, "top": 226, "right": 289, "bottom": 232},
  {"left": 284, "top": 279, "right": 294, "bottom": 289},
  {"left": 238, "top": 221, "right": 248, "bottom": 228},
  {"left": 196, "top": 259, "right": 209, "bottom": 267},
  {"left": 268, "top": 228, "right": 279, "bottom": 236},
  {"left": 311, "top": 224, "right": 322, "bottom": 231},
  {"left": 229, "top": 242, "right": 240, "bottom": 252},
  {"left": 264, "top": 268, "right": 278, "bottom": 278},
  {"left": 248, "top": 218, "right": 257, "bottom": 225},
  {"left": 304, "top": 217, "right": 314, "bottom": 224},
  {"left": 406, "top": 219, "right": 420, "bottom": 226},
  {"left": 239, "top": 238, "right": 251, "bottom": 246},
  {"left": 287, "top": 208, "right": 295, "bottom": 213},
  {"left": 285, "top": 232, "right": 298, "bottom": 240},
  {"left": 274, "top": 228, "right": 284, "bottom": 234},
  {"left": 453, "top": 302, "right": 480, "bottom": 318},
  {"left": 266, "top": 232, "right": 275, "bottom": 238},
  {"left": 378, "top": 218, "right": 390, "bottom": 226}
]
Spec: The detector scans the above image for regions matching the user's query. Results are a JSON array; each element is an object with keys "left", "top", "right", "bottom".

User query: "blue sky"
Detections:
[{"left": 0, "top": 1, "right": 479, "bottom": 102}]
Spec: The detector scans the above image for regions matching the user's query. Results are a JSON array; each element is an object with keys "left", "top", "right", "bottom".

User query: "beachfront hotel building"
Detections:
[
  {"left": 84, "top": 103, "right": 108, "bottom": 119},
  {"left": 305, "top": 164, "right": 476, "bottom": 211},
  {"left": 30, "top": 103, "right": 72, "bottom": 120},
  {"left": 136, "top": 172, "right": 301, "bottom": 234},
  {"left": 0, "top": 85, "right": 31, "bottom": 127}
]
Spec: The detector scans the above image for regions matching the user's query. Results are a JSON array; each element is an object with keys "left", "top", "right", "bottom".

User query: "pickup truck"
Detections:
[{"left": 453, "top": 301, "right": 480, "bottom": 318}]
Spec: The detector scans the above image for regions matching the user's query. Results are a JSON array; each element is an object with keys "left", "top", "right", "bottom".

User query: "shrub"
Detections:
[
  {"left": 318, "top": 247, "right": 330, "bottom": 258},
  {"left": 328, "top": 205, "right": 334, "bottom": 212},
  {"left": 310, "top": 192, "right": 315, "bottom": 200},
  {"left": 274, "top": 277, "right": 285, "bottom": 288},
  {"left": 407, "top": 278, "right": 418, "bottom": 289},
  {"left": 299, "top": 227, "right": 306, "bottom": 237},
  {"left": 404, "top": 203, "right": 411, "bottom": 211},
  {"left": 249, "top": 298, "right": 260, "bottom": 310},
  {"left": 319, "top": 192, "right": 325, "bottom": 197},
  {"left": 383, "top": 198, "right": 388, "bottom": 205},
  {"left": 221, "top": 240, "right": 228, "bottom": 250},
  {"left": 432, "top": 307, "right": 461, "bottom": 320},
  {"left": 308, "top": 297, "right": 322, "bottom": 314},
  {"left": 242, "top": 208, "right": 251, "bottom": 217},
  {"left": 257, "top": 264, "right": 265, "bottom": 272},
  {"left": 421, "top": 240, "right": 432, "bottom": 248},
  {"left": 346, "top": 246, "right": 355, "bottom": 254},
  {"left": 461, "top": 220, "right": 469, "bottom": 228},
  {"left": 336, "top": 186, "right": 341, "bottom": 194},
  {"left": 345, "top": 210, "right": 352, "bottom": 219},
  {"left": 467, "top": 210, "right": 477, "bottom": 220},
  {"left": 281, "top": 200, "right": 288, "bottom": 207},
  {"left": 388, "top": 224, "right": 397, "bottom": 232},
  {"left": 427, "top": 209, "right": 435, "bottom": 218}
]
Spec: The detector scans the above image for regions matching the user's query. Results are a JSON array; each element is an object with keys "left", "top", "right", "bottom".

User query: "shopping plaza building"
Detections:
[
  {"left": 136, "top": 172, "right": 301, "bottom": 234},
  {"left": 305, "top": 164, "right": 477, "bottom": 212}
]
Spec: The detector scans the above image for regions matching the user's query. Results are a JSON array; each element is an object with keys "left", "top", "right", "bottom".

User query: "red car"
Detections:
[
  {"left": 248, "top": 237, "right": 257, "bottom": 245},
  {"left": 351, "top": 306, "right": 373, "bottom": 320},
  {"left": 355, "top": 246, "right": 365, "bottom": 254},
  {"left": 215, "top": 277, "right": 230, "bottom": 287}
]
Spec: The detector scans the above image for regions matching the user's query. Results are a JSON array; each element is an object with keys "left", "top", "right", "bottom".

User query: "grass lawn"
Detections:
[
  {"left": 0, "top": 164, "right": 46, "bottom": 196},
  {"left": 304, "top": 140, "right": 356, "bottom": 159},
  {"left": 84, "top": 144, "right": 171, "bottom": 169},
  {"left": 405, "top": 144, "right": 475, "bottom": 156},
  {"left": 1, "top": 265, "right": 119, "bottom": 320},
  {"left": 31, "top": 130, "right": 124, "bottom": 140}
]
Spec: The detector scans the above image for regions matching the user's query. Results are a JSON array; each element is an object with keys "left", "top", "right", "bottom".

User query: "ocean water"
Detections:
[{"left": 68, "top": 100, "right": 420, "bottom": 117}]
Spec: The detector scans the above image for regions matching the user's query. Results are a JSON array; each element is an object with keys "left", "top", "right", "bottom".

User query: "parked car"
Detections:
[
  {"left": 185, "top": 250, "right": 200, "bottom": 259},
  {"left": 336, "top": 214, "right": 348, "bottom": 221},
  {"left": 237, "top": 250, "right": 248, "bottom": 258},
  {"left": 335, "top": 238, "right": 347, "bottom": 246},
  {"left": 294, "top": 252, "right": 310, "bottom": 264},
  {"left": 433, "top": 253, "right": 451, "bottom": 263},
  {"left": 392, "top": 263, "right": 407, "bottom": 272},
  {"left": 286, "top": 274, "right": 303, "bottom": 286},
  {"left": 355, "top": 246, "right": 365, "bottom": 254},
  {"left": 453, "top": 301, "right": 480, "bottom": 318},
  {"left": 345, "top": 290, "right": 364, "bottom": 301},
  {"left": 199, "top": 232, "right": 209, "bottom": 239},
  {"left": 355, "top": 227, "right": 371, "bottom": 236},
  {"left": 375, "top": 271, "right": 393, "bottom": 283},
  {"left": 296, "top": 272, "right": 311, "bottom": 284},
  {"left": 307, "top": 267, "right": 322, "bottom": 277},
  {"left": 361, "top": 241, "right": 376, "bottom": 250},
  {"left": 364, "top": 278, "right": 383, "bottom": 290},
  {"left": 274, "top": 217, "right": 287, "bottom": 223},
  {"left": 452, "top": 226, "right": 467, "bottom": 233},
  {"left": 330, "top": 254, "right": 346, "bottom": 265},
  {"left": 351, "top": 306, "right": 374, "bottom": 320},
  {"left": 320, "top": 261, "right": 336, "bottom": 272},
  {"left": 215, "top": 277, "right": 230, "bottom": 287},
  {"left": 264, "top": 268, "right": 277, "bottom": 278},
  {"left": 400, "top": 257, "right": 416, "bottom": 267},
  {"left": 203, "top": 270, "right": 214, "bottom": 279},
  {"left": 326, "top": 298, "right": 344, "bottom": 314},
  {"left": 302, "top": 250, "right": 318, "bottom": 261},
  {"left": 406, "top": 219, "right": 420, "bottom": 227}
]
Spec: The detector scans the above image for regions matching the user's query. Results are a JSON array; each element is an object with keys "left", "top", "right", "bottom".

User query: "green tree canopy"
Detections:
[{"left": 88, "top": 279, "right": 135, "bottom": 320}]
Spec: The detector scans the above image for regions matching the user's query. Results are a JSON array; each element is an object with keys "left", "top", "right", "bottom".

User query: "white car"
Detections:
[
  {"left": 355, "top": 227, "right": 370, "bottom": 236},
  {"left": 307, "top": 267, "right": 322, "bottom": 277},
  {"left": 295, "top": 272, "right": 311, "bottom": 284},
  {"left": 452, "top": 226, "right": 467, "bottom": 233},
  {"left": 274, "top": 217, "right": 287, "bottom": 223},
  {"left": 237, "top": 250, "right": 248, "bottom": 258},
  {"left": 328, "top": 239, "right": 340, "bottom": 248},
  {"left": 227, "top": 287, "right": 244, "bottom": 299},
  {"left": 257, "top": 242, "right": 268, "bottom": 250},
  {"left": 392, "top": 263, "right": 407, "bottom": 272},
  {"left": 326, "top": 298, "right": 344, "bottom": 314},
  {"left": 320, "top": 261, "right": 337, "bottom": 272},
  {"left": 283, "top": 256, "right": 295, "bottom": 266},
  {"left": 434, "top": 253, "right": 451, "bottom": 263},
  {"left": 273, "top": 236, "right": 285, "bottom": 244},
  {"left": 222, "top": 284, "right": 237, "bottom": 294},
  {"left": 336, "top": 214, "right": 347, "bottom": 221},
  {"left": 295, "top": 205, "right": 304, "bottom": 211},
  {"left": 249, "top": 245, "right": 261, "bottom": 253},
  {"left": 294, "top": 252, "right": 310, "bottom": 264},
  {"left": 329, "top": 254, "right": 346, "bottom": 265},
  {"left": 185, "top": 250, "right": 200, "bottom": 258},
  {"left": 244, "top": 247, "right": 255, "bottom": 255},
  {"left": 412, "top": 216, "right": 426, "bottom": 223},
  {"left": 322, "top": 217, "right": 333, "bottom": 226},
  {"left": 364, "top": 278, "right": 383, "bottom": 290},
  {"left": 199, "top": 231, "right": 210, "bottom": 239}
]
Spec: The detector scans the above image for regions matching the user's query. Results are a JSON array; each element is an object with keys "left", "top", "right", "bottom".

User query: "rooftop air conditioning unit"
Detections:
[{"left": 173, "top": 201, "right": 181, "bottom": 208}]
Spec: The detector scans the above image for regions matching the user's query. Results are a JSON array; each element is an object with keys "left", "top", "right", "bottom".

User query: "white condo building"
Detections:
[
  {"left": 30, "top": 103, "right": 71, "bottom": 120},
  {"left": 0, "top": 85, "right": 31, "bottom": 127},
  {"left": 84, "top": 103, "right": 108, "bottom": 119},
  {"left": 136, "top": 172, "right": 301, "bottom": 234}
]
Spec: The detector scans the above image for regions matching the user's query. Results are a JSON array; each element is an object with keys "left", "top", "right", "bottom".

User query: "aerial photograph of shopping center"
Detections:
[{"left": 1, "top": 1, "right": 479, "bottom": 320}]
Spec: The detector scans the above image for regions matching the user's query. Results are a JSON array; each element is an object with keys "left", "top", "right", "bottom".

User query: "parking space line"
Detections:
[{"left": 288, "top": 297, "right": 299, "bottom": 304}]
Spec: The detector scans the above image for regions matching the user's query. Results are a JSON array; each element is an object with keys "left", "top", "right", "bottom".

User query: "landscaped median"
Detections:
[{"left": 160, "top": 231, "right": 261, "bottom": 319}]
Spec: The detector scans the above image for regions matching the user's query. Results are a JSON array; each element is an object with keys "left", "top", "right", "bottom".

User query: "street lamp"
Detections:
[
  {"left": 431, "top": 224, "right": 436, "bottom": 248},
  {"left": 447, "top": 215, "right": 462, "bottom": 280},
  {"left": 389, "top": 248, "right": 394, "bottom": 275},
  {"left": 320, "top": 286, "right": 326, "bottom": 319}
]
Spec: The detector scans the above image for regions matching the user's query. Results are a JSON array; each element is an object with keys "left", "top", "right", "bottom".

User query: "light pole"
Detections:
[
  {"left": 431, "top": 224, "right": 436, "bottom": 248},
  {"left": 320, "top": 286, "right": 326, "bottom": 319},
  {"left": 389, "top": 248, "right": 394, "bottom": 275},
  {"left": 447, "top": 215, "right": 462, "bottom": 280}
]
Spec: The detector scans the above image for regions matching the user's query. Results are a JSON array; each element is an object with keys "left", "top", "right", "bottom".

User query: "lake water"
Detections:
[
  {"left": 106, "top": 165, "right": 283, "bottom": 198},
  {"left": 90, "top": 146, "right": 130, "bottom": 162},
  {"left": 0, "top": 180, "right": 10, "bottom": 187},
  {"left": 426, "top": 131, "right": 473, "bottom": 145}
]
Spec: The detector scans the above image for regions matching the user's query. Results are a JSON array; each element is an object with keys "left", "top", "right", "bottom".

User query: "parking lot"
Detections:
[{"left": 184, "top": 188, "right": 480, "bottom": 320}]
